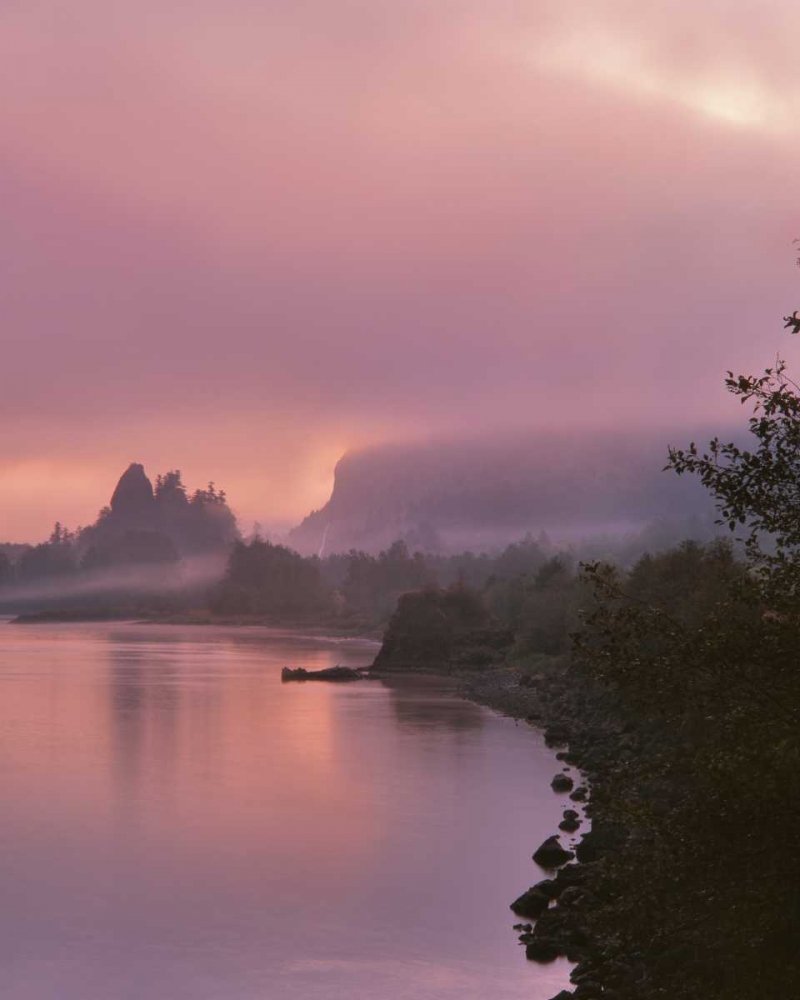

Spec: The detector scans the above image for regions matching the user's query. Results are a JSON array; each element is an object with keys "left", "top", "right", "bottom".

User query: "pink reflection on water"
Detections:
[{"left": 0, "top": 623, "right": 571, "bottom": 999}]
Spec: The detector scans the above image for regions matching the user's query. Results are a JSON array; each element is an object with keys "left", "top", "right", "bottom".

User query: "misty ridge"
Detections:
[
  {"left": 289, "top": 428, "right": 721, "bottom": 556},
  {"left": 0, "top": 428, "right": 725, "bottom": 619}
]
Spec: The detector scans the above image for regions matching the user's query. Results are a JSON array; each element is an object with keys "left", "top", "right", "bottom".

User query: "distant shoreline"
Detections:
[{"left": 8, "top": 607, "right": 384, "bottom": 640}]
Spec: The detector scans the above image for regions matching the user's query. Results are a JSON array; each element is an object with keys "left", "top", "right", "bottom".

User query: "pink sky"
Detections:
[{"left": 1, "top": 1, "right": 799, "bottom": 540}]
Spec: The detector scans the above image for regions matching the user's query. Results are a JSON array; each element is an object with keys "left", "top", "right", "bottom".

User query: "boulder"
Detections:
[
  {"left": 526, "top": 939, "right": 560, "bottom": 963},
  {"left": 559, "top": 815, "right": 581, "bottom": 833},
  {"left": 528, "top": 906, "right": 589, "bottom": 962},
  {"left": 532, "top": 878, "right": 560, "bottom": 899},
  {"left": 510, "top": 888, "right": 550, "bottom": 918},
  {"left": 533, "top": 836, "right": 575, "bottom": 867},
  {"left": 553, "top": 864, "right": 592, "bottom": 893},
  {"left": 534, "top": 907, "right": 577, "bottom": 941},
  {"left": 569, "top": 786, "right": 588, "bottom": 802},
  {"left": 551, "top": 774, "right": 575, "bottom": 793}
]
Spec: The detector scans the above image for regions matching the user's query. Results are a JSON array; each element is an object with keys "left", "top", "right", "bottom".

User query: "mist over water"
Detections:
[
  {"left": 0, "top": 554, "right": 226, "bottom": 607},
  {"left": 0, "top": 623, "right": 572, "bottom": 1000}
]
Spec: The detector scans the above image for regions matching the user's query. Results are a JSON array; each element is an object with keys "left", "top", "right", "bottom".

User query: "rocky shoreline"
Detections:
[
  {"left": 367, "top": 588, "right": 640, "bottom": 997},
  {"left": 455, "top": 662, "right": 643, "bottom": 1000},
  {"left": 363, "top": 541, "right": 798, "bottom": 1000},
  {"left": 367, "top": 653, "right": 634, "bottom": 998}
]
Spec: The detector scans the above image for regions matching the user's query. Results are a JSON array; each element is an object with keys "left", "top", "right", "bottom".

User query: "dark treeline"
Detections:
[
  {"left": 211, "top": 526, "right": 733, "bottom": 645},
  {"left": 209, "top": 518, "right": 724, "bottom": 628},
  {"left": 371, "top": 536, "right": 740, "bottom": 671},
  {"left": 208, "top": 532, "right": 562, "bottom": 625}
]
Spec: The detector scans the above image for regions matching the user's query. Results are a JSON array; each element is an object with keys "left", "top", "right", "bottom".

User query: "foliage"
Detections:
[
  {"left": 81, "top": 530, "right": 181, "bottom": 571},
  {"left": 485, "top": 555, "right": 582, "bottom": 655},
  {"left": 1, "top": 468, "right": 239, "bottom": 597},
  {"left": 211, "top": 538, "right": 328, "bottom": 617},
  {"left": 570, "top": 331, "right": 800, "bottom": 998},
  {"left": 372, "top": 582, "right": 512, "bottom": 672},
  {"left": 16, "top": 523, "right": 77, "bottom": 582},
  {"left": 668, "top": 358, "right": 800, "bottom": 591},
  {"left": 338, "top": 540, "right": 433, "bottom": 617}
]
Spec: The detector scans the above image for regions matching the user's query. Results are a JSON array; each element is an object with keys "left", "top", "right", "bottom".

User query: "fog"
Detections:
[
  {"left": 0, "top": 555, "right": 227, "bottom": 614},
  {"left": 287, "top": 427, "right": 722, "bottom": 556},
  {"left": 1, "top": 1, "right": 799, "bottom": 540}
]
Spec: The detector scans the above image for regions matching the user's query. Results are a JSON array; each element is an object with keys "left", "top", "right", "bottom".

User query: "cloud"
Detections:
[{"left": 0, "top": 1, "right": 798, "bottom": 539}]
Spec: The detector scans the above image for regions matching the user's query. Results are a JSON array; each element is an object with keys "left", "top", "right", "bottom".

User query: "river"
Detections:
[{"left": 0, "top": 621, "right": 571, "bottom": 999}]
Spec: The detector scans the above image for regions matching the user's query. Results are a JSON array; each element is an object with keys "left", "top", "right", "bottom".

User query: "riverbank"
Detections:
[
  {"left": 8, "top": 607, "right": 384, "bottom": 639},
  {"left": 368, "top": 574, "right": 800, "bottom": 999},
  {"left": 396, "top": 640, "right": 793, "bottom": 1000},
  {"left": 459, "top": 658, "right": 628, "bottom": 1000},
  {"left": 370, "top": 654, "right": 621, "bottom": 999},
  {"left": 372, "top": 640, "right": 734, "bottom": 999}
]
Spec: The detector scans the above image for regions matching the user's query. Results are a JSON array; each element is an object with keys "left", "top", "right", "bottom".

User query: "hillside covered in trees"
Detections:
[{"left": 0, "top": 464, "right": 239, "bottom": 610}]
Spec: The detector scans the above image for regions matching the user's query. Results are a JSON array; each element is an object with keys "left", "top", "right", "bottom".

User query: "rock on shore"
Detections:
[
  {"left": 510, "top": 887, "right": 550, "bottom": 918},
  {"left": 532, "top": 835, "right": 575, "bottom": 868}
]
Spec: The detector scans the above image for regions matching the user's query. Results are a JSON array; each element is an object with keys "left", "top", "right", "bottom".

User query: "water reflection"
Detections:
[
  {"left": 107, "top": 644, "right": 148, "bottom": 794},
  {"left": 377, "top": 674, "right": 484, "bottom": 733},
  {"left": 0, "top": 624, "right": 571, "bottom": 1000},
  {"left": 106, "top": 638, "right": 183, "bottom": 825}
]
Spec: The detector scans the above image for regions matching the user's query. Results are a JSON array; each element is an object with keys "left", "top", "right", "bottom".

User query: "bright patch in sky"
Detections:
[{"left": 533, "top": 30, "right": 794, "bottom": 135}]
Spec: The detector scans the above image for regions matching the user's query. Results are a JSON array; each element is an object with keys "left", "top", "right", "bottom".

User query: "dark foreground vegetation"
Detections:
[{"left": 371, "top": 344, "right": 800, "bottom": 998}]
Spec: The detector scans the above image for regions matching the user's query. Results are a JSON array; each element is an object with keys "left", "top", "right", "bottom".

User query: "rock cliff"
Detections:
[{"left": 289, "top": 431, "right": 715, "bottom": 555}]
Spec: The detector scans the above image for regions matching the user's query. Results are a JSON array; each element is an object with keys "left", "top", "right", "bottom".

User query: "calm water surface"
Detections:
[{"left": 0, "top": 622, "right": 572, "bottom": 999}]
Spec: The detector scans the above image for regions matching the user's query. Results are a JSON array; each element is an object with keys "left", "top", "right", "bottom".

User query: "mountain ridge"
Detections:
[{"left": 288, "top": 431, "right": 719, "bottom": 556}]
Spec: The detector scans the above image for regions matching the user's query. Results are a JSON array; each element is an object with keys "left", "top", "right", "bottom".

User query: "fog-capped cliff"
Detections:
[{"left": 288, "top": 431, "right": 716, "bottom": 555}]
